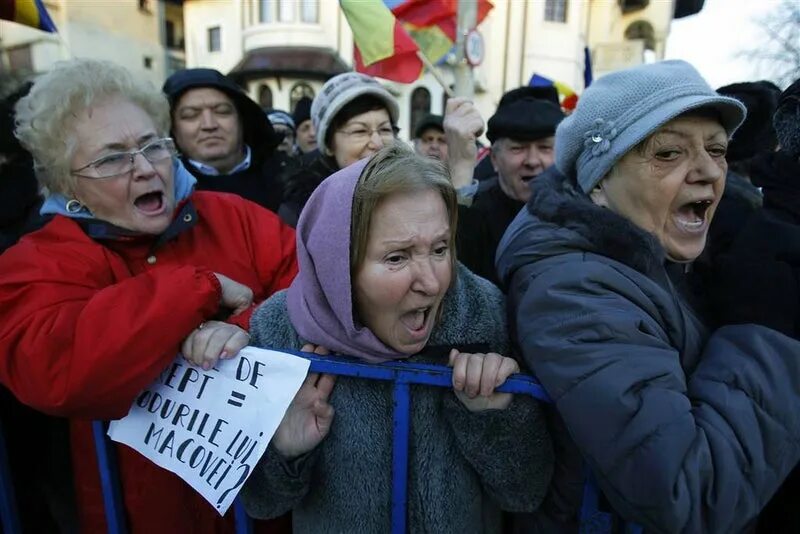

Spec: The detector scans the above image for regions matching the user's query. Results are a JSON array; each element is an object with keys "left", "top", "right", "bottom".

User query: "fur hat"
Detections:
[
  {"left": 555, "top": 60, "right": 746, "bottom": 193},
  {"left": 774, "top": 78, "right": 800, "bottom": 160},
  {"left": 487, "top": 87, "right": 564, "bottom": 144},
  {"left": 311, "top": 73, "right": 399, "bottom": 153},
  {"left": 717, "top": 81, "right": 780, "bottom": 161}
]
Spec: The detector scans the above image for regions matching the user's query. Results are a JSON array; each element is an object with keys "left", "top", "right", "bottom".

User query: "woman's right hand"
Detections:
[
  {"left": 214, "top": 273, "right": 254, "bottom": 316},
  {"left": 272, "top": 344, "right": 336, "bottom": 459}
]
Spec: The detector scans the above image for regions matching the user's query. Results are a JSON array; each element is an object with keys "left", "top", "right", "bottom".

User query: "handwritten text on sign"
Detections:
[{"left": 108, "top": 347, "right": 310, "bottom": 515}]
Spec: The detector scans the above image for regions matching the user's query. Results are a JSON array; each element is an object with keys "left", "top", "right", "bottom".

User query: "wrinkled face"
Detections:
[
  {"left": 414, "top": 128, "right": 448, "bottom": 161},
  {"left": 590, "top": 115, "right": 728, "bottom": 263},
  {"left": 70, "top": 97, "right": 175, "bottom": 235},
  {"left": 354, "top": 189, "right": 453, "bottom": 354},
  {"left": 491, "top": 136, "right": 555, "bottom": 202},
  {"left": 296, "top": 119, "right": 317, "bottom": 153},
  {"left": 331, "top": 108, "right": 394, "bottom": 169},
  {"left": 172, "top": 88, "right": 244, "bottom": 173},
  {"left": 273, "top": 124, "right": 296, "bottom": 155}
]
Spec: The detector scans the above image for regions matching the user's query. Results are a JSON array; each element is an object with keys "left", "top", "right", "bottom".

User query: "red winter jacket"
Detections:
[{"left": 0, "top": 191, "right": 297, "bottom": 534}]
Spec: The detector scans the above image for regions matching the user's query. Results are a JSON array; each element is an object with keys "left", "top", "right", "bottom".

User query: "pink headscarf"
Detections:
[{"left": 286, "top": 158, "right": 408, "bottom": 363}]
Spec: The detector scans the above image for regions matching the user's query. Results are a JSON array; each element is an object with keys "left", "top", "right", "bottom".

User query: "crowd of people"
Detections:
[{"left": 0, "top": 55, "right": 799, "bottom": 534}]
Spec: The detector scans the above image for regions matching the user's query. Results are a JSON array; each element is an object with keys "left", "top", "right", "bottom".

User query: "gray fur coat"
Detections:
[{"left": 240, "top": 264, "right": 553, "bottom": 533}]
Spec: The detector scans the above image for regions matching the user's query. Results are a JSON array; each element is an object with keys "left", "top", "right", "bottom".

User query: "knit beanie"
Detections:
[
  {"left": 312, "top": 72, "right": 399, "bottom": 153},
  {"left": 774, "top": 77, "right": 800, "bottom": 160},
  {"left": 266, "top": 109, "right": 296, "bottom": 132},
  {"left": 292, "top": 96, "right": 313, "bottom": 126},
  {"left": 717, "top": 81, "right": 780, "bottom": 161},
  {"left": 555, "top": 60, "right": 747, "bottom": 193}
]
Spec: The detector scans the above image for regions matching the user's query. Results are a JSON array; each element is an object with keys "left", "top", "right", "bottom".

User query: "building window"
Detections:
[
  {"left": 278, "top": 0, "right": 294, "bottom": 22},
  {"left": 208, "top": 26, "right": 221, "bottom": 52},
  {"left": 410, "top": 87, "right": 431, "bottom": 136},
  {"left": 7, "top": 44, "right": 33, "bottom": 73},
  {"left": 259, "top": 85, "right": 274, "bottom": 108},
  {"left": 300, "top": 0, "right": 318, "bottom": 23},
  {"left": 544, "top": 0, "right": 568, "bottom": 23},
  {"left": 289, "top": 82, "right": 315, "bottom": 111},
  {"left": 165, "top": 20, "right": 178, "bottom": 48},
  {"left": 259, "top": 0, "right": 272, "bottom": 23},
  {"left": 624, "top": 20, "right": 656, "bottom": 52}
]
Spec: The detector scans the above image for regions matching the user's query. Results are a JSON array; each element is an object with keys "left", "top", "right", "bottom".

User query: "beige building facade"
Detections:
[
  {"left": 0, "top": 0, "right": 185, "bottom": 88},
  {"left": 1, "top": 1, "right": 683, "bottom": 140},
  {"left": 182, "top": 0, "right": 680, "bottom": 141}
]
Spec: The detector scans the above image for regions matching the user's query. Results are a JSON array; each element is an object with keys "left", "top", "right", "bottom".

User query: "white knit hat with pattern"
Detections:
[{"left": 312, "top": 72, "right": 399, "bottom": 153}]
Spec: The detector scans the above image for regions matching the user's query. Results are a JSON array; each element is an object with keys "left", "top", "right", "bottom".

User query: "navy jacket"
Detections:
[{"left": 497, "top": 168, "right": 800, "bottom": 533}]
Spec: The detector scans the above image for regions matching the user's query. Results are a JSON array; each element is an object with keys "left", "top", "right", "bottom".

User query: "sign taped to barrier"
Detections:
[{"left": 108, "top": 347, "right": 309, "bottom": 515}]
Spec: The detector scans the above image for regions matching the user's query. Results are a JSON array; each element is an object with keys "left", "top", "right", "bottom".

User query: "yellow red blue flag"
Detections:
[{"left": 0, "top": 0, "right": 58, "bottom": 33}]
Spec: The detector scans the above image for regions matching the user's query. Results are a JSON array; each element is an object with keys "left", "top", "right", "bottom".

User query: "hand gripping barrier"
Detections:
[{"left": 0, "top": 353, "right": 642, "bottom": 533}]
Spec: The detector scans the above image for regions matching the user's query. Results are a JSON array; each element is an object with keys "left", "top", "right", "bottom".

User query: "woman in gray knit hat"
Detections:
[{"left": 495, "top": 60, "right": 800, "bottom": 533}]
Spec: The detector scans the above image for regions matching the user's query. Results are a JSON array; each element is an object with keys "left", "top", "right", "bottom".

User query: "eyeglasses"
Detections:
[
  {"left": 71, "top": 137, "right": 178, "bottom": 179},
  {"left": 336, "top": 125, "right": 399, "bottom": 144}
]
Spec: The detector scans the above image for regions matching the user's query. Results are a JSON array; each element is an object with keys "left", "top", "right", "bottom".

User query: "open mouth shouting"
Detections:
[
  {"left": 399, "top": 305, "right": 435, "bottom": 342},
  {"left": 133, "top": 190, "right": 168, "bottom": 216},
  {"left": 673, "top": 198, "right": 714, "bottom": 234}
]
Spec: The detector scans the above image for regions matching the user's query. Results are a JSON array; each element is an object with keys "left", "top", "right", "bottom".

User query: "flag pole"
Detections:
[{"left": 417, "top": 51, "right": 454, "bottom": 98}]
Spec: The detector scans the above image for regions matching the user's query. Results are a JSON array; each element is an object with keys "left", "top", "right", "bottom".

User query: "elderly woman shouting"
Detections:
[
  {"left": 240, "top": 145, "right": 553, "bottom": 532},
  {"left": 0, "top": 59, "right": 297, "bottom": 533},
  {"left": 496, "top": 59, "right": 800, "bottom": 532}
]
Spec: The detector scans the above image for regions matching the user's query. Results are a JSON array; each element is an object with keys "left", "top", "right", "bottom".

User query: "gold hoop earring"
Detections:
[{"left": 65, "top": 199, "right": 85, "bottom": 214}]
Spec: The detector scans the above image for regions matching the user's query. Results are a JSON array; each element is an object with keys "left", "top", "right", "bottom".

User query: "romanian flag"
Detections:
[
  {"left": 0, "top": 0, "right": 57, "bottom": 32},
  {"left": 529, "top": 73, "right": 579, "bottom": 111},
  {"left": 387, "top": 0, "right": 493, "bottom": 64},
  {"left": 340, "top": 0, "right": 423, "bottom": 83}
]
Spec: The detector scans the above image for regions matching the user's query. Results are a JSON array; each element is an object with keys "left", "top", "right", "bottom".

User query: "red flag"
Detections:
[
  {"left": 391, "top": 0, "right": 493, "bottom": 41},
  {"left": 341, "top": 0, "right": 423, "bottom": 83}
]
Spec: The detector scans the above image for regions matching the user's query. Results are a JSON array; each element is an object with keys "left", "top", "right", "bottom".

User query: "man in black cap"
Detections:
[
  {"left": 293, "top": 96, "right": 317, "bottom": 155},
  {"left": 456, "top": 86, "right": 564, "bottom": 286},
  {"left": 413, "top": 114, "right": 448, "bottom": 161},
  {"left": 163, "top": 68, "right": 284, "bottom": 213}
]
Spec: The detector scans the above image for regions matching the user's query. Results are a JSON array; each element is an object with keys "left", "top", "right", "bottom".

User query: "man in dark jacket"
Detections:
[
  {"left": 163, "top": 68, "right": 285, "bottom": 212},
  {"left": 456, "top": 87, "right": 564, "bottom": 286}
]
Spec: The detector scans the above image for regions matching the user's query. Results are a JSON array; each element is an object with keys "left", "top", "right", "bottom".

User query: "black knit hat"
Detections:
[
  {"left": 163, "top": 68, "right": 280, "bottom": 154},
  {"left": 487, "top": 88, "right": 564, "bottom": 144},
  {"left": 774, "top": 77, "right": 800, "bottom": 160},
  {"left": 413, "top": 114, "right": 444, "bottom": 139},
  {"left": 293, "top": 96, "right": 313, "bottom": 126},
  {"left": 717, "top": 81, "right": 781, "bottom": 161}
]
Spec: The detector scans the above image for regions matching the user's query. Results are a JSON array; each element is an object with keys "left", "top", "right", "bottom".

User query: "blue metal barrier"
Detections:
[
  {"left": 0, "top": 418, "right": 21, "bottom": 534},
  {"left": 0, "top": 352, "right": 639, "bottom": 533}
]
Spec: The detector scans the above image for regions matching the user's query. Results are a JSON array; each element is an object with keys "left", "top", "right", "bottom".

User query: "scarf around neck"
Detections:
[{"left": 286, "top": 157, "right": 409, "bottom": 363}]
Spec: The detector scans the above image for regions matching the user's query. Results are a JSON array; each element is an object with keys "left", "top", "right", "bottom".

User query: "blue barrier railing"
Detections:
[
  {"left": 0, "top": 353, "right": 639, "bottom": 533},
  {"left": 0, "top": 418, "right": 22, "bottom": 534}
]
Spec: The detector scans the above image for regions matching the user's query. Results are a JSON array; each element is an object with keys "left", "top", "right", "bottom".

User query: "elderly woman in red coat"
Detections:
[{"left": 0, "top": 58, "right": 296, "bottom": 533}]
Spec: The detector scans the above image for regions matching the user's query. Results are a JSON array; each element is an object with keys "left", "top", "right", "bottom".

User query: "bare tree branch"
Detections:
[{"left": 741, "top": 0, "right": 800, "bottom": 86}]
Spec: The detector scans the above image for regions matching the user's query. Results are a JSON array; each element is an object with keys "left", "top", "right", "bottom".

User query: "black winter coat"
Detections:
[{"left": 707, "top": 151, "right": 800, "bottom": 533}]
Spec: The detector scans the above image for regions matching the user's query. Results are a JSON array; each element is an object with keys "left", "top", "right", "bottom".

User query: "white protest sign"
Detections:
[{"left": 108, "top": 347, "right": 310, "bottom": 515}]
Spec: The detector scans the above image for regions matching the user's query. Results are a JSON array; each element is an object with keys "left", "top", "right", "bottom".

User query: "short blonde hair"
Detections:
[
  {"left": 14, "top": 58, "right": 170, "bottom": 195},
  {"left": 350, "top": 144, "right": 458, "bottom": 276}
]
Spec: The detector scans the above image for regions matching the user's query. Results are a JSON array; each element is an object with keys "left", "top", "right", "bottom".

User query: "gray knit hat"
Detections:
[
  {"left": 312, "top": 72, "right": 399, "bottom": 153},
  {"left": 555, "top": 60, "right": 747, "bottom": 193}
]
